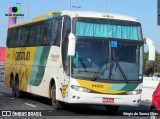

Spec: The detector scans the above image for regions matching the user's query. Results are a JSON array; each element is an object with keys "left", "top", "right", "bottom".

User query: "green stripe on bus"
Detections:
[
  {"left": 108, "top": 84, "right": 126, "bottom": 90},
  {"left": 28, "top": 46, "right": 51, "bottom": 86},
  {"left": 121, "top": 83, "right": 139, "bottom": 91},
  {"left": 28, "top": 47, "right": 43, "bottom": 85}
]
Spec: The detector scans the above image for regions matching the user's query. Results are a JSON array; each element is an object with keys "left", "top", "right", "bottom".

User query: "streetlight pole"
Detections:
[
  {"left": 68, "top": 0, "right": 71, "bottom": 10},
  {"left": 72, "top": 6, "right": 81, "bottom": 11},
  {"left": 16, "top": 3, "right": 21, "bottom": 22},
  {"left": 106, "top": 0, "right": 107, "bottom": 13},
  {"left": 16, "top": 3, "right": 21, "bottom": 14},
  {"left": 28, "top": 0, "right": 29, "bottom": 20}
]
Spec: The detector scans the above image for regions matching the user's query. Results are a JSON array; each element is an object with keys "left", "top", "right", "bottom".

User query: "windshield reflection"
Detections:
[{"left": 71, "top": 38, "right": 142, "bottom": 81}]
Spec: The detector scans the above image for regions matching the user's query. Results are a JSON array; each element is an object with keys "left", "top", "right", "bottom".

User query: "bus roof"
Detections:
[
  {"left": 61, "top": 10, "right": 139, "bottom": 22},
  {"left": 9, "top": 10, "right": 139, "bottom": 28}
]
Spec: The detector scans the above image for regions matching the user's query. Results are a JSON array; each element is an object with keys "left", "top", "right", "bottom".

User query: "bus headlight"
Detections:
[
  {"left": 126, "top": 90, "right": 142, "bottom": 95},
  {"left": 71, "top": 85, "right": 91, "bottom": 93}
]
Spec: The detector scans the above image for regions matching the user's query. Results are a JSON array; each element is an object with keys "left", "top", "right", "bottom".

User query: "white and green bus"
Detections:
[{"left": 4, "top": 10, "right": 155, "bottom": 113}]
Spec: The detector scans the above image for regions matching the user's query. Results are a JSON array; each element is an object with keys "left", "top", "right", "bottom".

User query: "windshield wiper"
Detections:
[
  {"left": 113, "top": 58, "right": 128, "bottom": 83},
  {"left": 91, "top": 41, "right": 129, "bottom": 82},
  {"left": 91, "top": 59, "right": 109, "bottom": 81},
  {"left": 112, "top": 48, "right": 128, "bottom": 83}
]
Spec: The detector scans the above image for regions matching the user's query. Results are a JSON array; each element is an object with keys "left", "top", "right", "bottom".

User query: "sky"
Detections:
[{"left": 0, "top": 0, "right": 160, "bottom": 51}]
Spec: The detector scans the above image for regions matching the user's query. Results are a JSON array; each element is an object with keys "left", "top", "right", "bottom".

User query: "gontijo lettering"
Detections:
[{"left": 15, "top": 51, "right": 30, "bottom": 60}]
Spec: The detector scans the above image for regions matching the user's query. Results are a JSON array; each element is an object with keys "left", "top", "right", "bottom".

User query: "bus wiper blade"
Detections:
[
  {"left": 113, "top": 58, "right": 128, "bottom": 83},
  {"left": 111, "top": 47, "right": 128, "bottom": 83},
  {"left": 91, "top": 60, "right": 108, "bottom": 81}
]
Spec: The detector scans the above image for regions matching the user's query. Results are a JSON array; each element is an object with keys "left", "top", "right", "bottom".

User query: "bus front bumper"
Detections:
[{"left": 68, "top": 89, "right": 141, "bottom": 107}]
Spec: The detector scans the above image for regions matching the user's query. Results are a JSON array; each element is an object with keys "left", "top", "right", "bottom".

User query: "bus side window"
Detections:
[
  {"left": 56, "top": 18, "right": 62, "bottom": 46},
  {"left": 62, "top": 16, "right": 71, "bottom": 75},
  {"left": 7, "top": 29, "right": 12, "bottom": 47},
  {"left": 52, "top": 17, "right": 62, "bottom": 46},
  {"left": 51, "top": 19, "right": 57, "bottom": 45},
  {"left": 35, "top": 23, "right": 43, "bottom": 46},
  {"left": 12, "top": 28, "right": 17, "bottom": 47},
  {"left": 45, "top": 19, "right": 52, "bottom": 45},
  {"left": 20, "top": 27, "right": 27, "bottom": 46},
  {"left": 16, "top": 28, "right": 21, "bottom": 47},
  {"left": 26, "top": 25, "right": 35, "bottom": 46},
  {"left": 42, "top": 22, "right": 47, "bottom": 45}
]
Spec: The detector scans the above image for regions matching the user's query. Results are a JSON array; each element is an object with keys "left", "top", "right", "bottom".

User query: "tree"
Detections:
[{"left": 144, "top": 51, "right": 160, "bottom": 76}]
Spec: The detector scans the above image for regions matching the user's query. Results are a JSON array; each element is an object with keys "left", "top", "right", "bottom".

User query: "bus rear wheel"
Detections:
[
  {"left": 11, "top": 79, "right": 16, "bottom": 97},
  {"left": 51, "top": 84, "right": 63, "bottom": 110},
  {"left": 15, "top": 78, "right": 23, "bottom": 98},
  {"left": 106, "top": 105, "right": 119, "bottom": 114},
  {"left": 12, "top": 76, "right": 23, "bottom": 98}
]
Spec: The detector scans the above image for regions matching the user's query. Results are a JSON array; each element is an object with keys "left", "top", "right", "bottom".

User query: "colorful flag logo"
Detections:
[{"left": 9, "top": 6, "right": 21, "bottom": 14}]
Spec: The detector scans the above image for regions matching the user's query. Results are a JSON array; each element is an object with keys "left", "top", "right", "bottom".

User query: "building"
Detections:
[{"left": 0, "top": 47, "right": 5, "bottom": 61}]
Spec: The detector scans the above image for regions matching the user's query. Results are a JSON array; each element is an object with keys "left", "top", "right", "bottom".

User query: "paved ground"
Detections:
[{"left": 0, "top": 76, "right": 151, "bottom": 119}]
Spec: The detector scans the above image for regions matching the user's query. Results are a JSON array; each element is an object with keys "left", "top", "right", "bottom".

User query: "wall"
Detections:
[{"left": 0, "top": 47, "right": 6, "bottom": 61}]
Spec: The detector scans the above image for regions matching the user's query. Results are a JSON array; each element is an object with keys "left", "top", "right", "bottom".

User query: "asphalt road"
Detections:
[{"left": 0, "top": 76, "right": 150, "bottom": 119}]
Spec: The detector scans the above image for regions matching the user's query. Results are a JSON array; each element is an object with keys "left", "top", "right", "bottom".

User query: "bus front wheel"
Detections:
[
  {"left": 106, "top": 105, "right": 119, "bottom": 114},
  {"left": 51, "top": 84, "right": 63, "bottom": 110}
]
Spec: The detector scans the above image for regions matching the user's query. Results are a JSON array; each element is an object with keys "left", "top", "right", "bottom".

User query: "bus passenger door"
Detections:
[{"left": 60, "top": 15, "right": 71, "bottom": 102}]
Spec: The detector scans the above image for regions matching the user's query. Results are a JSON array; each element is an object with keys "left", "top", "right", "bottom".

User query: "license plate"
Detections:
[{"left": 102, "top": 98, "right": 114, "bottom": 103}]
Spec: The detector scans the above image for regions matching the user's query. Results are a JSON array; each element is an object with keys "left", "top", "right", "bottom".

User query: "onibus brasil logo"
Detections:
[{"left": 5, "top": 5, "right": 24, "bottom": 16}]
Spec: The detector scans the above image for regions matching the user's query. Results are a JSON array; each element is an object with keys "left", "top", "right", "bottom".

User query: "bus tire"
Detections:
[
  {"left": 11, "top": 79, "right": 16, "bottom": 97},
  {"left": 15, "top": 77, "right": 23, "bottom": 98},
  {"left": 51, "top": 83, "right": 63, "bottom": 110},
  {"left": 106, "top": 105, "right": 119, "bottom": 114}
]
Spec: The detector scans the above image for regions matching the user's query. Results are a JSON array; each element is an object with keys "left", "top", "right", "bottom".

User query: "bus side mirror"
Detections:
[
  {"left": 68, "top": 33, "right": 76, "bottom": 56},
  {"left": 144, "top": 38, "right": 155, "bottom": 61}
]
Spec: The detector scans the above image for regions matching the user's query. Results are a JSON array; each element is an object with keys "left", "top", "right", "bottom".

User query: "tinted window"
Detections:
[
  {"left": 7, "top": 29, "right": 13, "bottom": 47},
  {"left": 35, "top": 22, "right": 43, "bottom": 46},
  {"left": 15, "top": 28, "right": 21, "bottom": 47},
  {"left": 12, "top": 28, "right": 20, "bottom": 47},
  {"left": 20, "top": 27, "right": 28, "bottom": 46},
  {"left": 26, "top": 25, "right": 35, "bottom": 46},
  {"left": 7, "top": 16, "right": 62, "bottom": 47},
  {"left": 52, "top": 18, "right": 62, "bottom": 46},
  {"left": 41, "top": 21, "right": 48, "bottom": 45},
  {"left": 62, "top": 16, "right": 71, "bottom": 75},
  {"left": 45, "top": 20, "right": 52, "bottom": 45}
]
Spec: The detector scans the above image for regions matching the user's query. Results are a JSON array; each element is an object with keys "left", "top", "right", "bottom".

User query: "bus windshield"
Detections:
[
  {"left": 71, "top": 38, "right": 143, "bottom": 81},
  {"left": 71, "top": 18, "right": 143, "bottom": 81}
]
